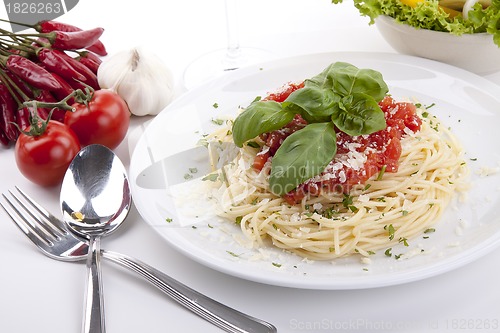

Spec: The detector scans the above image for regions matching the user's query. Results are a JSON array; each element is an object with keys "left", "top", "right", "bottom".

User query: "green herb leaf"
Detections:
[
  {"left": 246, "top": 141, "right": 260, "bottom": 148},
  {"left": 385, "top": 224, "right": 395, "bottom": 240},
  {"left": 202, "top": 173, "right": 219, "bottom": 182},
  {"left": 211, "top": 118, "right": 224, "bottom": 125},
  {"left": 269, "top": 122, "right": 337, "bottom": 195},
  {"left": 283, "top": 85, "right": 339, "bottom": 123},
  {"left": 331, "top": 93, "right": 386, "bottom": 136},
  {"left": 232, "top": 100, "right": 295, "bottom": 147},
  {"left": 226, "top": 251, "right": 240, "bottom": 257},
  {"left": 308, "top": 62, "right": 388, "bottom": 102}
]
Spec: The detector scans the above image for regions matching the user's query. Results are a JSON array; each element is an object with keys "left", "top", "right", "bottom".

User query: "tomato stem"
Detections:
[{"left": 22, "top": 90, "right": 76, "bottom": 112}]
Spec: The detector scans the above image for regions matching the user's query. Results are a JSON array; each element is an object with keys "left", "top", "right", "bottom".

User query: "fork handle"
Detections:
[
  {"left": 84, "top": 237, "right": 105, "bottom": 333},
  {"left": 101, "top": 250, "right": 276, "bottom": 333}
]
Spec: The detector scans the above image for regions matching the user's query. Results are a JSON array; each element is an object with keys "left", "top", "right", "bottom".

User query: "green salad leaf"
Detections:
[{"left": 331, "top": 0, "right": 500, "bottom": 46}]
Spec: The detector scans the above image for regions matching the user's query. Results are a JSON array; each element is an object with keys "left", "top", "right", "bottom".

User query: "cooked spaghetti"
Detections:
[{"left": 206, "top": 67, "right": 469, "bottom": 260}]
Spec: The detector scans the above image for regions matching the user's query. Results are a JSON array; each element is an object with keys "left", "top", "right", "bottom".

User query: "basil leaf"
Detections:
[
  {"left": 306, "top": 62, "right": 350, "bottom": 89},
  {"left": 307, "top": 62, "right": 388, "bottom": 102},
  {"left": 232, "top": 100, "right": 295, "bottom": 147},
  {"left": 283, "top": 86, "right": 340, "bottom": 123},
  {"left": 331, "top": 93, "right": 386, "bottom": 136},
  {"left": 269, "top": 122, "right": 337, "bottom": 196},
  {"left": 330, "top": 62, "right": 388, "bottom": 102}
]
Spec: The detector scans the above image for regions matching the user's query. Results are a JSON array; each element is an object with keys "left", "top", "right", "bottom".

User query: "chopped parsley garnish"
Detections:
[
  {"left": 376, "top": 165, "right": 386, "bottom": 180},
  {"left": 235, "top": 216, "right": 243, "bottom": 225},
  {"left": 212, "top": 102, "right": 219, "bottom": 108},
  {"left": 166, "top": 217, "right": 173, "bottom": 223},
  {"left": 385, "top": 224, "right": 395, "bottom": 240},
  {"left": 349, "top": 205, "right": 359, "bottom": 213},
  {"left": 202, "top": 173, "right": 219, "bottom": 182},
  {"left": 246, "top": 141, "right": 260, "bottom": 148},
  {"left": 226, "top": 251, "right": 240, "bottom": 257},
  {"left": 322, "top": 207, "right": 337, "bottom": 218},
  {"left": 272, "top": 262, "right": 282, "bottom": 268},
  {"left": 211, "top": 118, "right": 224, "bottom": 125},
  {"left": 342, "top": 193, "right": 353, "bottom": 208}
]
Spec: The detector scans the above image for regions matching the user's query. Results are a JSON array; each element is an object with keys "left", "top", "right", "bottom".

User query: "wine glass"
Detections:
[{"left": 182, "top": 0, "right": 272, "bottom": 90}]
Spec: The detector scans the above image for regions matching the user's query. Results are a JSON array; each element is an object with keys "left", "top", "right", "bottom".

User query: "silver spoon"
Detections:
[{"left": 60, "top": 144, "right": 131, "bottom": 333}]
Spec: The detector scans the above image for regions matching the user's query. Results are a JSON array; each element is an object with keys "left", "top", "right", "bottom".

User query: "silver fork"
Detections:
[{"left": 1, "top": 187, "right": 277, "bottom": 333}]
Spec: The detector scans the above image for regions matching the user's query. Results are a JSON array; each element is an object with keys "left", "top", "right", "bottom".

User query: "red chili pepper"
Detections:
[
  {"left": 35, "top": 20, "right": 77, "bottom": 33},
  {"left": 50, "top": 72, "right": 75, "bottom": 105},
  {"left": 16, "top": 107, "right": 31, "bottom": 131},
  {"left": 0, "top": 83, "right": 19, "bottom": 141},
  {"left": 5, "top": 55, "right": 62, "bottom": 92},
  {"left": 35, "top": 20, "right": 107, "bottom": 56},
  {"left": 4, "top": 70, "right": 34, "bottom": 100},
  {"left": 53, "top": 50, "right": 99, "bottom": 89},
  {"left": 77, "top": 56, "right": 99, "bottom": 75},
  {"left": 0, "top": 127, "right": 9, "bottom": 146},
  {"left": 81, "top": 51, "right": 102, "bottom": 65},
  {"left": 37, "top": 48, "right": 86, "bottom": 82},
  {"left": 84, "top": 42, "right": 107, "bottom": 56},
  {"left": 49, "top": 28, "right": 104, "bottom": 51}
]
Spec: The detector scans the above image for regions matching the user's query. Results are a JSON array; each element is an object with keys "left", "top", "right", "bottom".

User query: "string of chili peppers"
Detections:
[{"left": 0, "top": 19, "right": 107, "bottom": 147}]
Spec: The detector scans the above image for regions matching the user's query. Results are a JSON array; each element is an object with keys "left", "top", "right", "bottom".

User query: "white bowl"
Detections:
[{"left": 375, "top": 15, "right": 500, "bottom": 75}]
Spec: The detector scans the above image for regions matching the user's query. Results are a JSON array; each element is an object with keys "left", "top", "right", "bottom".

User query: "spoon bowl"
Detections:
[
  {"left": 61, "top": 144, "right": 131, "bottom": 237},
  {"left": 60, "top": 144, "right": 131, "bottom": 333}
]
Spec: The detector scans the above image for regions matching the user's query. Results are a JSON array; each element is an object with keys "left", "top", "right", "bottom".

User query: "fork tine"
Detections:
[
  {"left": 7, "top": 189, "right": 61, "bottom": 240},
  {"left": 1, "top": 193, "right": 53, "bottom": 247},
  {"left": 14, "top": 186, "right": 68, "bottom": 235}
]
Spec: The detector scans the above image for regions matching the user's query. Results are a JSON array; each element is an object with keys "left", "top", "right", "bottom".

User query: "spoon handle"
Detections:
[
  {"left": 101, "top": 250, "right": 276, "bottom": 333},
  {"left": 84, "top": 237, "right": 105, "bottom": 333}
]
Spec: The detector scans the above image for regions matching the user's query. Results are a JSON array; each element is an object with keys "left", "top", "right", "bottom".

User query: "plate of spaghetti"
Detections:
[{"left": 130, "top": 52, "right": 500, "bottom": 289}]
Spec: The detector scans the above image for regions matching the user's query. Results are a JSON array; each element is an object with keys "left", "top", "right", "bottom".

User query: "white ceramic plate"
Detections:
[{"left": 129, "top": 52, "right": 500, "bottom": 290}]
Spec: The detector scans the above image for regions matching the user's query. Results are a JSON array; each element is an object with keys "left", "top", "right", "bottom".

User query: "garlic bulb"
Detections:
[{"left": 97, "top": 47, "right": 175, "bottom": 116}]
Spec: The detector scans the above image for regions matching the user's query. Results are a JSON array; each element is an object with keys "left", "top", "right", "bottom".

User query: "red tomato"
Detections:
[
  {"left": 64, "top": 90, "right": 130, "bottom": 150},
  {"left": 15, "top": 121, "right": 81, "bottom": 187},
  {"left": 252, "top": 152, "right": 269, "bottom": 171}
]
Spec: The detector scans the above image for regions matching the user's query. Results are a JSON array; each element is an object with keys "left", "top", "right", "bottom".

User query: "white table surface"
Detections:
[{"left": 1, "top": 1, "right": 500, "bottom": 332}]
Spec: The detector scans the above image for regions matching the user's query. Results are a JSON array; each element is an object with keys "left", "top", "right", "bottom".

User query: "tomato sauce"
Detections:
[{"left": 254, "top": 83, "right": 422, "bottom": 204}]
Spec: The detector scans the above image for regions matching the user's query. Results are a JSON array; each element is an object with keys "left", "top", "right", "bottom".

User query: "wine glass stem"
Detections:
[{"left": 225, "top": 0, "right": 241, "bottom": 60}]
